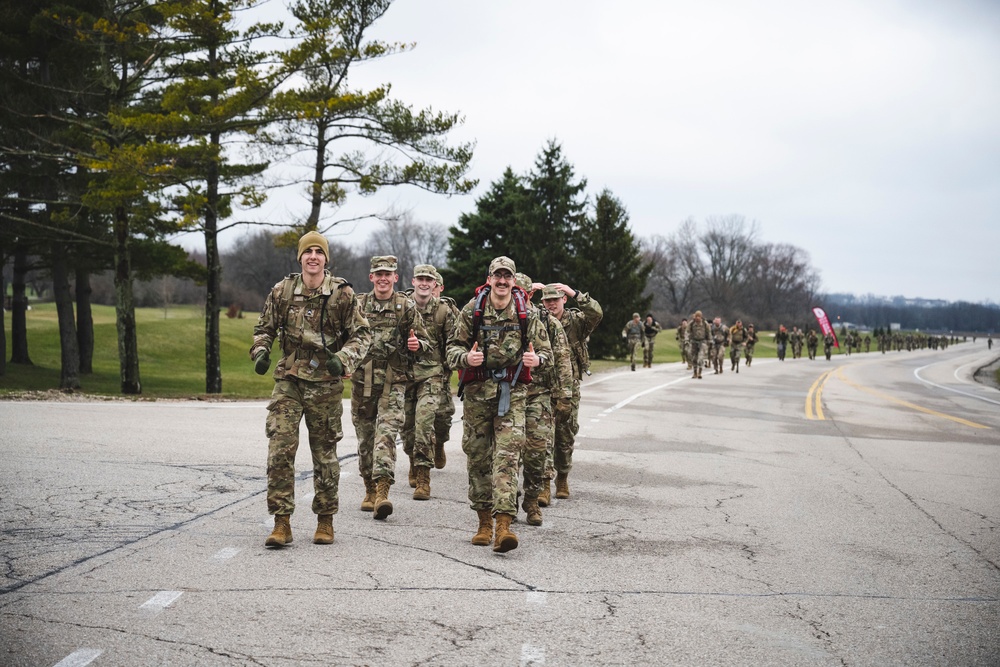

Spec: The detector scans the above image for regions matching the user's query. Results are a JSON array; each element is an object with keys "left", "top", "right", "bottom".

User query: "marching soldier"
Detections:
[
  {"left": 677, "top": 318, "right": 691, "bottom": 370},
  {"left": 729, "top": 319, "right": 747, "bottom": 373},
  {"left": 688, "top": 311, "right": 711, "bottom": 379},
  {"left": 710, "top": 316, "right": 729, "bottom": 374},
  {"left": 642, "top": 314, "right": 661, "bottom": 368},
  {"left": 744, "top": 323, "right": 758, "bottom": 367},
  {"left": 621, "top": 312, "right": 643, "bottom": 371}
]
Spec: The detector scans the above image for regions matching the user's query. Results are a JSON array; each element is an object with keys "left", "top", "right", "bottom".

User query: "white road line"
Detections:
[
  {"left": 52, "top": 649, "right": 102, "bottom": 667},
  {"left": 526, "top": 591, "right": 548, "bottom": 606},
  {"left": 914, "top": 364, "right": 1000, "bottom": 406},
  {"left": 212, "top": 547, "right": 241, "bottom": 561},
  {"left": 521, "top": 643, "right": 546, "bottom": 666},
  {"left": 606, "top": 376, "right": 689, "bottom": 413},
  {"left": 139, "top": 590, "right": 183, "bottom": 611}
]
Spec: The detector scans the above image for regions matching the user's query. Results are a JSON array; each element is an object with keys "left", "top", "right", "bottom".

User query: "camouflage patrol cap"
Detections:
[
  {"left": 432, "top": 269, "right": 443, "bottom": 284},
  {"left": 633, "top": 312, "right": 640, "bottom": 319},
  {"left": 488, "top": 256, "right": 516, "bottom": 275},
  {"left": 370, "top": 255, "right": 398, "bottom": 272},
  {"left": 541, "top": 284, "right": 564, "bottom": 300},
  {"left": 515, "top": 272, "right": 532, "bottom": 291},
  {"left": 413, "top": 263, "right": 437, "bottom": 279}
]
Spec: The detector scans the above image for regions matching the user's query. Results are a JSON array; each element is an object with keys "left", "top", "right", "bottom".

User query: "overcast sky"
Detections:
[{"left": 239, "top": 0, "right": 1000, "bottom": 304}]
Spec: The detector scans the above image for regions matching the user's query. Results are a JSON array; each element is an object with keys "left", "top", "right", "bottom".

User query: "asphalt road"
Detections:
[{"left": 1, "top": 342, "right": 998, "bottom": 666}]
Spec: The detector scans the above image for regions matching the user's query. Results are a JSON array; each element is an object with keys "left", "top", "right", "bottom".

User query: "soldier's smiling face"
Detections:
[
  {"left": 300, "top": 247, "right": 327, "bottom": 278},
  {"left": 489, "top": 269, "right": 514, "bottom": 299},
  {"left": 412, "top": 275, "right": 435, "bottom": 298},
  {"left": 542, "top": 295, "right": 565, "bottom": 318},
  {"left": 370, "top": 270, "right": 398, "bottom": 299}
]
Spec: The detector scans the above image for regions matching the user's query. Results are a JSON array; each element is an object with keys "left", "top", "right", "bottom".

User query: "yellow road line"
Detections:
[
  {"left": 805, "top": 370, "right": 834, "bottom": 420},
  {"left": 834, "top": 366, "right": 990, "bottom": 430}
]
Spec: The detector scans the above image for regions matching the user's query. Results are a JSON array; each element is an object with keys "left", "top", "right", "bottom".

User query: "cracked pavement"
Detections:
[{"left": 1, "top": 344, "right": 999, "bottom": 665}]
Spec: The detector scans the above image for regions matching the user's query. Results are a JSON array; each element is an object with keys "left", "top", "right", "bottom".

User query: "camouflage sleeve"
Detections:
[
  {"left": 250, "top": 281, "right": 283, "bottom": 359},
  {"left": 404, "top": 298, "right": 432, "bottom": 355},
  {"left": 575, "top": 292, "right": 603, "bottom": 336},
  {"left": 441, "top": 302, "right": 459, "bottom": 371},
  {"left": 331, "top": 287, "right": 371, "bottom": 375},
  {"left": 528, "top": 311, "right": 552, "bottom": 367},
  {"left": 550, "top": 317, "right": 573, "bottom": 400},
  {"left": 446, "top": 302, "right": 476, "bottom": 369}
]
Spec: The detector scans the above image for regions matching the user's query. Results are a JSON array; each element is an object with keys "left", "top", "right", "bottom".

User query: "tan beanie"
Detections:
[{"left": 297, "top": 231, "right": 329, "bottom": 262}]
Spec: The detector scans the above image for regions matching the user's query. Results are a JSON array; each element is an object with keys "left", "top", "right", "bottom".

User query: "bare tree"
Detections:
[
  {"left": 362, "top": 211, "right": 450, "bottom": 281},
  {"left": 698, "top": 215, "right": 758, "bottom": 314}
]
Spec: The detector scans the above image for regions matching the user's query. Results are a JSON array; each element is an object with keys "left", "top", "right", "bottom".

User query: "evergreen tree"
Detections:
[
  {"left": 443, "top": 167, "right": 530, "bottom": 303},
  {"left": 520, "top": 139, "right": 587, "bottom": 283},
  {"left": 576, "top": 189, "right": 651, "bottom": 359}
]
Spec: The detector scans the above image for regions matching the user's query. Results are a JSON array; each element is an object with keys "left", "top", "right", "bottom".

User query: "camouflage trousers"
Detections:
[
  {"left": 351, "top": 377, "right": 406, "bottom": 483},
  {"left": 689, "top": 340, "right": 709, "bottom": 369},
  {"left": 680, "top": 340, "right": 691, "bottom": 366},
  {"left": 435, "top": 372, "right": 456, "bottom": 449},
  {"left": 462, "top": 385, "right": 526, "bottom": 515},
  {"left": 729, "top": 342, "right": 744, "bottom": 365},
  {"left": 744, "top": 343, "right": 755, "bottom": 363},
  {"left": 643, "top": 338, "right": 656, "bottom": 365},
  {"left": 402, "top": 375, "right": 446, "bottom": 469},
  {"left": 552, "top": 379, "right": 581, "bottom": 474},
  {"left": 522, "top": 390, "right": 553, "bottom": 498},
  {"left": 265, "top": 378, "right": 344, "bottom": 516},
  {"left": 626, "top": 338, "right": 642, "bottom": 366}
]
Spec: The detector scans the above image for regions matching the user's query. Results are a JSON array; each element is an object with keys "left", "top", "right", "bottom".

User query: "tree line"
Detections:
[{"left": 1, "top": 0, "right": 473, "bottom": 391}]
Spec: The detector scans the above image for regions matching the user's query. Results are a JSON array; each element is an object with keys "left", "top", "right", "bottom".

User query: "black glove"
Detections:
[
  {"left": 253, "top": 349, "right": 270, "bottom": 375},
  {"left": 326, "top": 352, "right": 344, "bottom": 377}
]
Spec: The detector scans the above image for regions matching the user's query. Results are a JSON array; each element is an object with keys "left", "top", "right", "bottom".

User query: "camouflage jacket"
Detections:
[
  {"left": 689, "top": 319, "right": 711, "bottom": 342},
  {"left": 351, "top": 290, "right": 431, "bottom": 387},
  {"left": 676, "top": 322, "right": 689, "bottom": 342},
  {"left": 446, "top": 294, "right": 552, "bottom": 401},
  {"left": 710, "top": 323, "right": 730, "bottom": 346},
  {"left": 411, "top": 296, "right": 458, "bottom": 382},
  {"left": 557, "top": 292, "right": 603, "bottom": 381},
  {"left": 529, "top": 306, "right": 573, "bottom": 400},
  {"left": 622, "top": 320, "right": 644, "bottom": 342},
  {"left": 251, "top": 272, "right": 371, "bottom": 382}
]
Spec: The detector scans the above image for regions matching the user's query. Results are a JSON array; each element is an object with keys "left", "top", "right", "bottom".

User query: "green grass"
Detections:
[{"left": 2, "top": 305, "right": 790, "bottom": 399}]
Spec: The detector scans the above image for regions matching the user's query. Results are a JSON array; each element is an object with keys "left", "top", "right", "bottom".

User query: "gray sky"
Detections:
[{"left": 247, "top": 0, "right": 1000, "bottom": 303}]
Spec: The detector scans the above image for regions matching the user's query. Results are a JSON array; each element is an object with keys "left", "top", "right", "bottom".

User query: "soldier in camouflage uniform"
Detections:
[
  {"left": 400, "top": 264, "right": 457, "bottom": 501},
  {"left": 516, "top": 273, "right": 572, "bottom": 524},
  {"left": 351, "top": 255, "right": 431, "bottom": 521},
  {"left": 447, "top": 257, "right": 551, "bottom": 553},
  {"left": 806, "top": 329, "right": 819, "bottom": 360},
  {"left": 710, "top": 316, "right": 730, "bottom": 374},
  {"left": 251, "top": 231, "right": 372, "bottom": 548},
  {"left": 540, "top": 281, "right": 602, "bottom": 500},
  {"left": 790, "top": 326, "right": 804, "bottom": 359},
  {"left": 824, "top": 331, "right": 836, "bottom": 360},
  {"left": 676, "top": 318, "right": 691, "bottom": 369},
  {"left": 431, "top": 270, "right": 458, "bottom": 466},
  {"left": 744, "top": 323, "right": 758, "bottom": 367},
  {"left": 728, "top": 319, "right": 746, "bottom": 373},
  {"left": 688, "top": 310, "right": 711, "bottom": 378},
  {"left": 621, "top": 313, "right": 643, "bottom": 371},
  {"left": 642, "top": 314, "right": 661, "bottom": 368}
]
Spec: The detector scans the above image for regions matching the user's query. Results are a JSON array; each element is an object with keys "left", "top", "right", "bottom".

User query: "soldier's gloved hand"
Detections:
[
  {"left": 555, "top": 397, "right": 572, "bottom": 418},
  {"left": 326, "top": 352, "right": 344, "bottom": 377},
  {"left": 253, "top": 349, "right": 270, "bottom": 375}
]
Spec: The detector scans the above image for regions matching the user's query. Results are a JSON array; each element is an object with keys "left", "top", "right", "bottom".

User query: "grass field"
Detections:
[{"left": 1, "top": 303, "right": 783, "bottom": 399}]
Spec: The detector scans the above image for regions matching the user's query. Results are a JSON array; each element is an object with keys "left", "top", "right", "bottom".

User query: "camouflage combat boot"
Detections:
[
  {"left": 413, "top": 467, "right": 430, "bottom": 501},
  {"left": 313, "top": 514, "right": 334, "bottom": 545},
  {"left": 408, "top": 457, "right": 417, "bottom": 488},
  {"left": 538, "top": 478, "right": 552, "bottom": 507},
  {"left": 374, "top": 477, "right": 393, "bottom": 520},
  {"left": 493, "top": 513, "right": 518, "bottom": 553},
  {"left": 265, "top": 514, "right": 292, "bottom": 547},
  {"left": 433, "top": 441, "right": 447, "bottom": 469},
  {"left": 522, "top": 497, "right": 542, "bottom": 526},
  {"left": 555, "top": 472, "right": 570, "bottom": 499},
  {"left": 361, "top": 475, "right": 376, "bottom": 512},
  {"left": 472, "top": 509, "right": 492, "bottom": 546}
]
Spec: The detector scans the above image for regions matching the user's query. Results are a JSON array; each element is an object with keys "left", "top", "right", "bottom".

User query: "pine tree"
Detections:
[{"left": 575, "top": 189, "right": 651, "bottom": 359}]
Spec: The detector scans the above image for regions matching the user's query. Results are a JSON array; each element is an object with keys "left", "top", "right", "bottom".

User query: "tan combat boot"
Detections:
[
  {"left": 522, "top": 497, "right": 542, "bottom": 526},
  {"left": 408, "top": 457, "right": 417, "bottom": 488},
  {"left": 538, "top": 478, "right": 552, "bottom": 507},
  {"left": 374, "top": 477, "right": 393, "bottom": 520},
  {"left": 471, "top": 509, "right": 493, "bottom": 546},
  {"left": 360, "top": 475, "right": 376, "bottom": 512},
  {"left": 493, "top": 513, "right": 518, "bottom": 553},
  {"left": 413, "top": 467, "right": 430, "bottom": 501},
  {"left": 555, "top": 472, "right": 570, "bottom": 499},
  {"left": 313, "top": 514, "right": 334, "bottom": 544},
  {"left": 434, "top": 441, "right": 447, "bottom": 469},
  {"left": 265, "top": 514, "right": 292, "bottom": 547}
]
